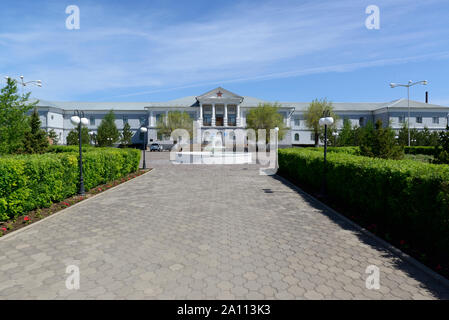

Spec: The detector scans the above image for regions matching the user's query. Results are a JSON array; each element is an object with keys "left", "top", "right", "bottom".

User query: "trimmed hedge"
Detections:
[
  {"left": 404, "top": 146, "right": 441, "bottom": 156},
  {"left": 304, "top": 146, "right": 360, "bottom": 155},
  {"left": 0, "top": 147, "right": 140, "bottom": 221},
  {"left": 278, "top": 148, "right": 449, "bottom": 262}
]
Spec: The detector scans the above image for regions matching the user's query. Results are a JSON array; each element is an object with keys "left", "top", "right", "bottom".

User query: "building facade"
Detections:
[{"left": 35, "top": 87, "right": 449, "bottom": 147}]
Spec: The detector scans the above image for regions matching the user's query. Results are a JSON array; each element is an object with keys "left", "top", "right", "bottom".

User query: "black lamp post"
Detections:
[
  {"left": 319, "top": 112, "right": 334, "bottom": 198},
  {"left": 140, "top": 126, "right": 148, "bottom": 169},
  {"left": 70, "top": 110, "right": 88, "bottom": 195}
]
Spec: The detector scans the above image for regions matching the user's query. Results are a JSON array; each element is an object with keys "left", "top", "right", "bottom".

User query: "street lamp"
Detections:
[
  {"left": 71, "top": 110, "right": 89, "bottom": 195},
  {"left": 5, "top": 75, "right": 42, "bottom": 95},
  {"left": 140, "top": 126, "right": 148, "bottom": 169},
  {"left": 274, "top": 127, "right": 279, "bottom": 170},
  {"left": 318, "top": 114, "right": 334, "bottom": 197},
  {"left": 390, "top": 80, "right": 428, "bottom": 146}
]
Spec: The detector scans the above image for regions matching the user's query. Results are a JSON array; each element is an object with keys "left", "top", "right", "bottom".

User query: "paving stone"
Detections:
[{"left": 0, "top": 152, "right": 447, "bottom": 299}]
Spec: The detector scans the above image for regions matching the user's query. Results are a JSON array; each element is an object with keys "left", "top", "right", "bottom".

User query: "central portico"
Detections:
[{"left": 196, "top": 87, "right": 243, "bottom": 127}]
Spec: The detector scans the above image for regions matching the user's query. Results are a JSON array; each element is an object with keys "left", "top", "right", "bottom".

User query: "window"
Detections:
[
  {"left": 123, "top": 116, "right": 128, "bottom": 124},
  {"left": 227, "top": 105, "right": 236, "bottom": 126},
  {"left": 294, "top": 133, "right": 300, "bottom": 141},
  {"left": 90, "top": 116, "right": 95, "bottom": 126},
  {"left": 50, "top": 115, "right": 54, "bottom": 120},
  {"left": 399, "top": 116, "right": 405, "bottom": 124},
  {"left": 139, "top": 116, "right": 146, "bottom": 125},
  {"left": 203, "top": 105, "right": 212, "bottom": 126},
  {"left": 294, "top": 117, "right": 300, "bottom": 127},
  {"left": 359, "top": 117, "right": 364, "bottom": 126},
  {"left": 433, "top": 117, "right": 439, "bottom": 124},
  {"left": 416, "top": 116, "right": 422, "bottom": 124}
]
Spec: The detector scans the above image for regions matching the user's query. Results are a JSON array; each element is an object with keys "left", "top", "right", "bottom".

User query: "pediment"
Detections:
[{"left": 197, "top": 87, "right": 243, "bottom": 102}]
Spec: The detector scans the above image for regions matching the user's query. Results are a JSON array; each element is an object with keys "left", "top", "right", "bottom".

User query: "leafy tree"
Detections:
[
  {"left": 156, "top": 111, "right": 193, "bottom": 140},
  {"left": 359, "top": 120, "right": 403, "bottom": 159},
  {"left": 21, "top": 108, "right": 49, "bottom": 154},
  {"left": 335, "top": 118, "right": 355, "bottom": 146},
  {"left": 120, "top": 122, "right": 133, "bottom": 146},
  {"left": 47, "top": 129, "right": 59, "bottom": 145},
  {"left": 0, "top": 78, "right": 36, "bottom": 154},
  {"left": 97, "top": 110, "right": 120, "bottom": 147},
  {"left": 434, "top": 126, "right": 449, "bottom": 164},
  {"left": 245, "top": 103, "right": 288, "bottom": 144},
  {"left": 305, "top": 99, "right": 338, "bottom": 147},
  {"left": 66, "top": 126, "right": 90, "bottom": 145}
]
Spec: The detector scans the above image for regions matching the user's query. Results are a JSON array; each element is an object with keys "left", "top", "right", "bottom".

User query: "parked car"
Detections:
[{"left": 150, "top": 143, "right": 163, "bottom": 152}]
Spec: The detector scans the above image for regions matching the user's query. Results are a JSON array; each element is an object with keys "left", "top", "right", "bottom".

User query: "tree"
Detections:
[
  {"left": 335, "top": 118, "right": 355, "bottom": 146},
  {"left": 156, "top": 111, "right": 193, "bottom": 140},
  {"left": 434, "top": 125, "right": 449, "bottom": 164},
  {"left": 0, "top": 78, "right": 36, "bottom": 154},
  {"left": 66, "top": 126, "right": 91, "bottom": 145},
  {"left": 305, "top": 99, "right": 338, "bottom": 147},
  {"left": 97, "top": 110, "right": 120, "bottom": 147},
  {"left": 245, "top": 103, "right": 288, "bottom": 144},
  {"left": 120, "top": 122, "right": 133, "bottom": 146},
  {"left": 359, "top": 120, "right": 403, "bottom": 159},
  {"left": 21, "top": 108, "right": 49, "bottom": 154},
  {"left": 47, "top": 129, "right": 59, "bottom": 145}
]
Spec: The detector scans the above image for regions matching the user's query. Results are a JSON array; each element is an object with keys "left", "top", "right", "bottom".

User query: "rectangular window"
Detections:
[
  {"left": 416, "top": 116, "right": 422, "bottom": 124},
  {"left": 90, "top": 116, "right": 95, "bottom": 126},
  {"left": 203, "top": 105, "right": 212, "bottom": 126},
  {"left": 399, "top": 116, "right": 405, "bottom": 124},
  {"left": 359, "top": 117, "right": 364, "bottom": 126},
  {"left": 433, "top": 117, "right": 439, "bottom": 124},
  {"left": 227, "top": 105, "right": 236, "bottom": 126},
  {"left": 139, "top": 116, "right": 146, "bottom": 125},
  {"left": 294, "top": 117, "right": 300, "bottom": 127},
  {"left": 123, "top": 116, "right": 128, "bottom": 124}
]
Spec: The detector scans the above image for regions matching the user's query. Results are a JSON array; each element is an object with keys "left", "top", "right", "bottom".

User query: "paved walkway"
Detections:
[{"left": 1, "top": 152, "right": 448, "bottom": 299}]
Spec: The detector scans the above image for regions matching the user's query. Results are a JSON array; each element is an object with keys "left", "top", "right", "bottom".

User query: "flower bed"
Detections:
[
  {"left": 0, "top": 169, "right": 149, "bottom": 237},
  {"left": 278, "top": 148, "right": 449, "bottom": 278}
]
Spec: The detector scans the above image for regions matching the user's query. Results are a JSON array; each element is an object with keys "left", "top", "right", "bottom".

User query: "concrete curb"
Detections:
[
  {"left": 275, "top": 174, "right": 449, "bottom": 289},
  {"left": 0, "top": 169, "right": 155, "bottom": 242}
]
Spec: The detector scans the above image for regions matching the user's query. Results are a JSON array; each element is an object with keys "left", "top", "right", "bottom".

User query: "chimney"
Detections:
[{"left": 425, "top": 91, "right": 429, "bottom": 103}]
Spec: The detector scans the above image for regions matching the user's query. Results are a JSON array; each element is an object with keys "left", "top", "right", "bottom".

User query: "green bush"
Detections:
[
  {"left": 404, "top": 146, "right": 440, "bottom": 156},
  {"left": 278, "top": 148, "right": 449, "bottom": 264},
  {"left": 0, "top": 147, "right": 140, "bottom": 221},
  {"left": 304, "top": 146, "right": 360, "bottom": 155}
]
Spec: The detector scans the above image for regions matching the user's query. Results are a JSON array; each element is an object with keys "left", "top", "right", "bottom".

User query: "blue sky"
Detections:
[{"left": 0, "top": 0, "right": 448, "bottom": 105}]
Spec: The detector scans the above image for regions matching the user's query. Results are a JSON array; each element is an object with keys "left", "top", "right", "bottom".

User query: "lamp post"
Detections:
[
  {"left": 70, "top": 111, "right": 89, "bottom": 195},
  {"left": 318, "top": 114, "right": 334, "bottom": 197},
  {"left": 5, "top": 75, "right": 42, "bottom": 94},
  {"left": 140, "top": 126, "right": 148, "bottom": 169},
  {"left": 390, "top": 80, "right": 428, "bottom": 146},
  {"left": 274, "top": 127, "right": 279, "bottom": 169}
]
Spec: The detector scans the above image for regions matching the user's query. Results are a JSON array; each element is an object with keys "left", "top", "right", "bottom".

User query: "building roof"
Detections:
[{"left": 33, "top": 88, "right": 449, "bottom": 112}]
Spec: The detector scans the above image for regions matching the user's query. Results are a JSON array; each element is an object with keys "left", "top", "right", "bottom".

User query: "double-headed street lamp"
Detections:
[
  {"left": 319, "top": 113, "right": 334, "bottom": 197},
  {"left": 390, "top": 80, "right": 428, "bottom": 146},
  {"left": 140, "top": 126, "right": 148, "bottom": 169},
  {"left": 70, "top": 111, "right": 89, "bottom": 195}
]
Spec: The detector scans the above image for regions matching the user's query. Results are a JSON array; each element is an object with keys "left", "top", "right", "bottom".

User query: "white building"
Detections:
[{"left": 35, "top": 87, "right": 449, "bottom": 147}]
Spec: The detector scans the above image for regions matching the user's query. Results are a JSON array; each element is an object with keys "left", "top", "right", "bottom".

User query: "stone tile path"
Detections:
[{"left": 0, "top": 152, "right": 448, "bottom": 299}]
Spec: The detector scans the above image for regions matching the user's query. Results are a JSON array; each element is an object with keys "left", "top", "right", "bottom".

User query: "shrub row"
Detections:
[
  {"left": 278, "top": 148, "right": 449, "bottom": 262},
  {"left": 0, "top": 147, "right": 141, "bottom": 221},
  {"left": 304, "top": 146, "right": 360, "bottom": 155},
  {"left": 404, "top": 146, "right": 441, "bottom": 156}
]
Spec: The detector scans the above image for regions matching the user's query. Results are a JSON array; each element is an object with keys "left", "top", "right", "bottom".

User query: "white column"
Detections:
[
  {"left": 150, "top": 110, "right": 154, "bottom": 126},
  {"left": 237, "top": 104, "right": 241, "bottom": 126},
  {"left": 224, "top": 103, "right": 228, "bottom": 127},
  {"left": 199, "top": 102, "right": 203, "bottom": 124},
  {"left": 212, "top": 103, "right": 216, "bottom": 126}
]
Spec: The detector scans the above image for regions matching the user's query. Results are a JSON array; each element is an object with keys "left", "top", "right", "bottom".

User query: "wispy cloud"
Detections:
[{"left": 0, "top": 0, "right": 448, "bottom": 100}]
